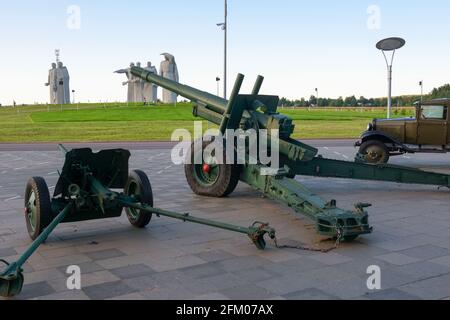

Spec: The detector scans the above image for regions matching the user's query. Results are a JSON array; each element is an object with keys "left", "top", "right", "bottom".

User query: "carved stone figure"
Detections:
[
  {"left": 45, "top": 63, "right": 58, "bottom": 104},
  {"left": 55, "top": 62, "right": 71, "bottom": 104},
  {"left": 143, "top": 61, "right": 158, "bottom": 103},
  {"left": 160, "top": 53, "right": 179, "bottom": 104},
  {"left": 115, "top": 63, "right": 135, "bottom": 103},
  {"left": 134, "top": 62, "right": 144, "bottom": 103}
]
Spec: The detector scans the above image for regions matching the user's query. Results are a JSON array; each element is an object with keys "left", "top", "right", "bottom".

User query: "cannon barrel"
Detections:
[{"left": 131, "top": 66, "right": 228, "bottom": 115}]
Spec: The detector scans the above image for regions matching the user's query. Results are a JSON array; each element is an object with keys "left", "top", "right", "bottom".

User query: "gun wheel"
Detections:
[
  {"left": 124, "top": 170, "right": 153, "bottom": 228},
  {"left": 24, "top": 177, "right": 52, "bottom": 241},
  {"left": 0, "top": 273, "right": 24, "bottom": 298},
  {"left": 185, "top": 140, "right": 241, "bottom": 198}
]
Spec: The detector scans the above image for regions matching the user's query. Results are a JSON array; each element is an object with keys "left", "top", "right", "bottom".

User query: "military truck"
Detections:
[{"left": 356, "top": 99, "right": 450, "bottom": 164}]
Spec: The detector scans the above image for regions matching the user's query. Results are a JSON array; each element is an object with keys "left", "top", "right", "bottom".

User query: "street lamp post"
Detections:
[
  {"left": 376, "top": 37, "right": 406, "bottom": 119},
  {"left": 315, "top": 88, "right": 319, "bottom": 107},
  {"left": 216, "top": 77, "right": 221, "bottom": 96},
  {"left": 217, "top": 0, "right": 228, "bottom": 99},
  {"left": 72, "top": 90, "right": 78, "bottom": 111},
  {"left": 419, "top": 81, "right": 423, "bottom": 103}
]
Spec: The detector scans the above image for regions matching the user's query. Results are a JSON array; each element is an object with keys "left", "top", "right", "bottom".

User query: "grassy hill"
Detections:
[{"left": 0, "top": 103, "right": 414, "bottom": 143}]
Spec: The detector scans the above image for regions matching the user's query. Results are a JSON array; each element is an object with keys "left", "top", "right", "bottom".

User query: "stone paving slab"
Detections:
[
  {"left": 365, "top": 288, "right": 421, "bottom": 300},
  {"left": 283, "top": 288, "right": 340, "bottom": 300},
  {"left": 83, "top": 281, "right": 137, "bottom": 300},
  {"left": 0, "top": 145, "right": 449, "bottom": 300}
]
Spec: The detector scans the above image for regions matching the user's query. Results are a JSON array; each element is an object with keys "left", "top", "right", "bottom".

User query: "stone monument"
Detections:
[
  {"left": 160, "top": 53, "right": 179, "bottom": 104},
  {"left": 45, "top": 63, "right": 58, "bottom": 104},
  {"left": 143, "top": 61, "right": 158, "bottom": 103},
  {"left": 115, "top": 63, "right": 136, "bottom": 103},
  {"left": 134, "top": 62, "right": 144, "bottom": 103},
  {"left": 45, "top": 50, "right": 71, "bottom": 105},
  {"left": 56, "top": 62, "right": 71, "bottom": 105}
]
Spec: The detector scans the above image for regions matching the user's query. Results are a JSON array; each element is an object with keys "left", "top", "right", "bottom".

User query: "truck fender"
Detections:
[{"left": 356, "top": 131, "right": 414, "bottom": 153}]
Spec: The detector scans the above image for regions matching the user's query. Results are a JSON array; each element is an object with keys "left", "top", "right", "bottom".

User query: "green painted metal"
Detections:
[
  {"left": 131, "top": 66, "right": 450, "bottom": 241},
  {"left": 251, "top": 76, "right": 265, "bottom": 95},
  {"left": 220, "top": 74, "right": 245, "bottom": 134},
  {"left": 0, "top": 202, "right": 74, "bottom": 297},
  {"left": 240, "top": 164, "right": 371, "bottom": 239},
  {"left": 125, "top": 180, "right": 142, "bottom": 220},
  {"left": 194, "top": 163, "right": 220, "bottom": 187},
  {"left": 292, "top": 157, "right": 450, "bottom": 188},
  {"left": 26, "top": 191, "right": 37, "bottom": 232},
  {"left": 0, "top": 145, "right": 276, "bottom": 297},
  {"left": 121, "top": 199, "right": 275, "bottom": 250}
]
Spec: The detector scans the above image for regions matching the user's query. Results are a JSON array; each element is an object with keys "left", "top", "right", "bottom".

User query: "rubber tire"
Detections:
[
  {"left": 124, "top": 170, "right": 153, "bottom": 228},
  {"left": 185, "top": 140, "right": 241, "bottom": 198},
  {"left": 359, "top": 140, "right": 390, "bottom": 164},
  {"left": 24, "top": 177, "right": 52, "bottom": 241}
]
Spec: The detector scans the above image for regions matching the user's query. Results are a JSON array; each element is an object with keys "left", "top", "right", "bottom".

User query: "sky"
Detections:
[{"left": 0, "top": 0, "right": 449, "bottom": 105}]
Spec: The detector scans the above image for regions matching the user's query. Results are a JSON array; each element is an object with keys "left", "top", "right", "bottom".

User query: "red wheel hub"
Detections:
[{"left": 202, "top": 164, "right": 211, "bottom": 174}]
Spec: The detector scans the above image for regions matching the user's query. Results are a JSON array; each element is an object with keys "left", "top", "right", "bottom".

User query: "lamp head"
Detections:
[{"left": 376, "top": 37, "right": 406, "bottom": 51}]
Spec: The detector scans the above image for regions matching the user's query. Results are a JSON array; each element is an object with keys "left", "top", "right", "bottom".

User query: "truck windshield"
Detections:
[{"left": 421, "top": 105, "right": 447, "bottom": 120}]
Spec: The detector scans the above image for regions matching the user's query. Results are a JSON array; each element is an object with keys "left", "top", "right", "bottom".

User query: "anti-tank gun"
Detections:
[{"left": 0, "top": 145, "right": 275, "bottom": 298}]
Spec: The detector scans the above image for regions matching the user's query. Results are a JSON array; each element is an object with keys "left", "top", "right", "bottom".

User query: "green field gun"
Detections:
[
  {"left": 131, "top": 66, "right": 450, "bottom": 243},
  {"left": 0, "top": 145, "right": 275, "bottom": 298}
]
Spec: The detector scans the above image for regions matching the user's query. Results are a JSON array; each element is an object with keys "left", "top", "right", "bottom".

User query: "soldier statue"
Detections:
[
  {"left": 115, "top": 63, "right": 136, "bottom": 103},
  {"left": 143, "top": 61, "right": 158, "bottom": 104},
  {"left": 45, "top": 63, "right": 58, "bottom": 104},
  {"left": 55, "top": 62, "right": 71, "bottom": 105},
  {"left": 134, "top": 62, "right": 145, "bottom": 103},
  {"left": 160, "top": 53, "right": 179, "bottom": 104}
]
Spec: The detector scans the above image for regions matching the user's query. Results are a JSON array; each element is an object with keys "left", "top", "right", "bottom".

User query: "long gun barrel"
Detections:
[{"left": 131, "top": 66, "right": 228, "bottom": 115}]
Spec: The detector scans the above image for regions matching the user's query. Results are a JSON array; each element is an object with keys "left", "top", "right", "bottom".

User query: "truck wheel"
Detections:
[
  {"left": 124, "top": 170, "right": 153, "bottom": 228},
  {"left": 185, "top": 140, "right": 241, "bottom": 198},
  {"left": 24, "top": 177, "right": 52, "bottom": 240},
  {"left": 359, "top": 140, "right": 390, "bottom": 164}
]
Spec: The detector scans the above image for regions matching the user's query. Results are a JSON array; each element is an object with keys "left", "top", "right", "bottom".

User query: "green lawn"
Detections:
[{"left": 0, "top": 103, "right": 414, "bottom": 143}]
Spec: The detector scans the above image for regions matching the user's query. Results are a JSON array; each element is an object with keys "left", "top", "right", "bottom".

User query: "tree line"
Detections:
[{"left": 279, "top": 84, "right": 450, "bottom": 107}]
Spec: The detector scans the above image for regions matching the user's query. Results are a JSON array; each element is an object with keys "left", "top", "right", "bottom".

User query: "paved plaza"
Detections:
[{"left": 1, "top": 141, "right": 450, "bottom": 300}]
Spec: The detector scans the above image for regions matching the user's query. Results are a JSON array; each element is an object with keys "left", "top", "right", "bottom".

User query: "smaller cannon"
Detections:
[{"left": 0, "top": 145, "right": 275, "bottom": 298}]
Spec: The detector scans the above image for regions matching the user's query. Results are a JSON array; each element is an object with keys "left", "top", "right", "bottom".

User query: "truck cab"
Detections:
[{"left": 356, "top": 99, "right": 450, "bottom": 164}]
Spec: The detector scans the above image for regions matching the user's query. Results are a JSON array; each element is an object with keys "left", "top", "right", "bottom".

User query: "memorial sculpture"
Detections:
[
  {"left": 116, "top": 56, "right": 178, "bottom": 104},
  {"left": 143, "top": 61, "right": 158, "bottom": 103},
  {"left": 45, "top": 61, "right": 70, "bottom": 105},
  {"left": 134, "top": 62, "right": 144, "bottom": 103},
  {"left": 160, "top": 53, "right": 179, "bottom": 103},
  {"left": 44, "top": 63, "right": 58, "bottom": 104},
  {"left": 56, "top": 62, "right": 71, "bottom": 104},
  {"left": 115, "top": 63, "right": 136, "bottom": 103}
]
